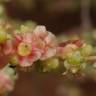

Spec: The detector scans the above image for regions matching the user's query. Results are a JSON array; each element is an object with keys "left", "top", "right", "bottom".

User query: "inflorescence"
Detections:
[{"left": 0, "top": 23, "right": 96, "bottom": 94}]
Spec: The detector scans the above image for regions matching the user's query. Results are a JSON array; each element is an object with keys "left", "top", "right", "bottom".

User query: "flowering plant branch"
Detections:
[
  {"left": 0, "top": 23, "right": 95, "bottom": 95},
  {"left": 0, "top": 2, "right": 95, "bottom": 96}
]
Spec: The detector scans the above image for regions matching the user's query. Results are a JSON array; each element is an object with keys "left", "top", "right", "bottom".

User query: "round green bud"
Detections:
[
  {"left": 10, "top": 55, "right": 19, "bottom": 66},
  {"left": 81, "top": 44, "right": 93, "bottom": 56},
  {"left": 67, "top": 51, "right": 83, "bottom": 65},
  {"left": 42, "top": 57, "right": 59, "bottom": 71}
]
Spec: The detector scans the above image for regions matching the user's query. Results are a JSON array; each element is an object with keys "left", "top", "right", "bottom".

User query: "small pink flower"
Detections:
[
  {"left": 0, "top": 71, "right": 14, "bottom": 94},
  {"left": 13, "top": 31, "right": 42, "bottom": 67},
  {"left": 57, "top": 40, "right": 84, "bottom": 59},
  {"left": 33, "top": 26, "right": 57, "bottom": 60}
]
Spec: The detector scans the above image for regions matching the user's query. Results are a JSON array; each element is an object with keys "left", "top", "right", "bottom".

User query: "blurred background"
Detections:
[
  {"left": 1, "top": 0, "right": 96, "bottom": 96},
  {"left": 3, "top": 0, "right": 96, "bottom": 33}
]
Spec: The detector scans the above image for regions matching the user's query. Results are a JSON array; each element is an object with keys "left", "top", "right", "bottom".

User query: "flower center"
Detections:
[{"left": 18, "top": 42, "right": 32, "bottom": 56}]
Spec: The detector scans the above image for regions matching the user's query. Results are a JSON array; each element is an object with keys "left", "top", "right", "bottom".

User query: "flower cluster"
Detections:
[
  {"left": 0, "top": 25, "right": 94, "bottom": 70},
  {"left": 9, "top": 26, "right": 57, "bottom": 67},
  {"left": 0, "top": 24, "right": 95, "bottom": 95},
  {"left": 57, "top": 40, "right": 93, "bottom": 74}
]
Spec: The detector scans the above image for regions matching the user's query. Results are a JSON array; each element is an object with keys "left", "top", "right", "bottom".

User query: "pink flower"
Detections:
[
  {"left": 0, "top": 71, "right": 14, "bottom": 94},
  {"left": 33, "top": 26, "right": 57, "bottom": 60},
  {"left": 57, "top": 40, "right": 84, "bottom": 59},
  {"left": 13, "top": 31, "right": 42, "bottom": 67}
]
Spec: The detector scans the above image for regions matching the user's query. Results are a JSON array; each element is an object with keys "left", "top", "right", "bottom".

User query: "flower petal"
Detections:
[
  {"left": 45, "top": 32, "right": 57, "bottom": 47},
  {"left": 22, "top": 32, "right": 33, "bottom": 44},
  {"left": 33, "top": 26, "right": 48, "bottom": 39},
  {"left": 41, "top": 48, "right": 56, "bottom": 60},
  {"left": 18, "top": 56, "right": 33, "bottom": 67}
]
